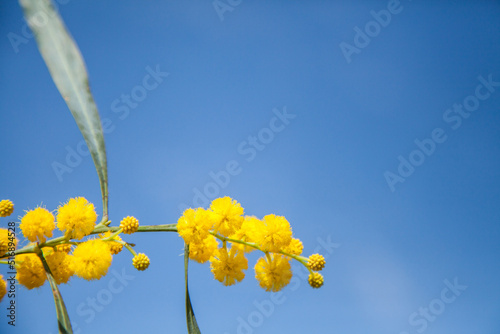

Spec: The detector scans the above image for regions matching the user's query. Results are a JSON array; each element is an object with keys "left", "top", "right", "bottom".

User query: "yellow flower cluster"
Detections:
[
  {"left": 178, "top": 196, "right": 326, "bottom": 291},
  {"left": 4, "top": 198, "right": 149, "bottom": 291},
  {"left": 19, "top": 198, "right": 97, "bottom": 244}
]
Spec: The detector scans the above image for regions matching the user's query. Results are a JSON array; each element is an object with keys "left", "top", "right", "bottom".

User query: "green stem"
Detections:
[{"left": 0, "top": 223, "right": 178, "bottom": 259}]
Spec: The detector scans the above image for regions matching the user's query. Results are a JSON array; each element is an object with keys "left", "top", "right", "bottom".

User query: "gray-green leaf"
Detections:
[
  {"left": 38, "top": 251, "right": 73, "bottom": 334},
  {"left": 19, "top": 0, "right": 108, "bottom": 217},
  {"left": 185, "top": 244, "right": 202, "bottom": 334}
]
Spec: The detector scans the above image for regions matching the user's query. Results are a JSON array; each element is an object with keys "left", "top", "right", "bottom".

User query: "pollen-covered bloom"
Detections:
[
  {"left": 307, "top": 254, "right": 325, "bottom": 271},
  {"left": 230, "top": 216, "right": 261, "bottom": 253},
  {"left": 0, "top": 275, "right": 6, "bottom": 302},
  {"left": 100, "top": 231, "right": 124, "bottom": 255},
  {"left": 20, "top": 207, "right": 55, "bottom": 243},
  {"left": 120, "top": 216, "right": 139, "bottom": 234},
  {"left": 72, "top": 239, "right": 112, "bottom": 280},
  {"left": 188, "top": 235, "right": 219, "bottom": 263},
  {"left": 0, "top": 200, "right": 14, "bottom": 217},
  {"left": 254, "top": 254, "right": 292, "bottom": 292},
  {"left": 16, "top": 254, "right": 47, "bottom": 289},
  {"left": 308, "top": 272, "right": 324, "bottom": 288},
  {"left": 253, "top": 214, "right": 292, "bottom": 253},
  {"left": 57, "top": 197, "right": 97, "bottom": 240},
  {"left": 0, "top": 228, "right": 17, "bottom": 257},
  {"left": 210, "top": 246, "right": 248, "bottom": 286},
  {"left": 44, "top": 249, "right": 74, "bottom": 284},
  {"left": 177, "top": 208, "right": 213, "bottom": 245},
  {"left": 132, "top": 253, "right": 150, "bottom": 271},
  {"left": 210, "top": 197, "right": 244, "bottom": 237}
]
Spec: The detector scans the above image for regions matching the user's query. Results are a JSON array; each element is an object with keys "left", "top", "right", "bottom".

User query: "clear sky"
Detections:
[{"left": 1, "top": 1, "right": 500, "bottom": 333}]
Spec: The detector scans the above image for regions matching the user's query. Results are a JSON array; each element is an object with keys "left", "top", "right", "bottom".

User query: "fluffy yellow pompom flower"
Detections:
[
  {"left": 0, "top": 200, "right": 14, "bottom": 217},
  {"left": 0, "top": 275, "right": 6, "bottom": 303},
  {"left": 284, "top": 238, "right": 303, "bottom": 256},
  {"left": 254, "top": 254, "right": 292, "bottom": 292},
  {"left": 230, "top": 216, "right": 261, "bottom": 253},
  {"left": 43, "top": 249, "right": 74, "bottom": 284},
  {"left": 189, "top": 235, "right": 219, "bottom": 263},
  {"left": 57, "top": 197, "right": 97, "bottom": 240},
  {"left": 20, "top": 207, "right": 55, "bottom": 243},
  {"left": 308, "top": 272, "right": 324, "bottom": 288},
  {"left": 72, "top": 239, "right": 112, "bottom": 280},
  {"left": 210, "top": 246, "right": 248, "bottom": 286},
  {"left": 120, "top": 216, "right": 139, "bottom": 234},
  {"left": 210, "top": 197, "right": 244, "bottom": 237},
  {"left": 100, "top": 231, "right": 124, "bottom": 255},
  {"left": 177, "top": 208, "right": 213, "bottom": 245},
  {"left": 132, "top": 253, "right": 150, "bottom": 271},
  {"left": 16, "top": 254, "right": 47, "bottom": 289},
  {"left": 307, "top": 254, "right": 325, "bottom": 271},
  {"left": 253, "top": 214, "right": 292, "bottom": 253},
  {"left": 0, "top": 228, "right": 17, "bottom": 257}
]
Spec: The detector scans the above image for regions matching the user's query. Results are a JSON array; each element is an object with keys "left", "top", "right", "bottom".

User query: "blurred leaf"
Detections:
[
  {"left": 38, "top": 251, "right": 73, "bottom": 334},
  {"left": 185, "top": 244, "right": 202, "bottom": 334},
  {"left": 19, "top": 0, "right": 108, "bottom": 217}
]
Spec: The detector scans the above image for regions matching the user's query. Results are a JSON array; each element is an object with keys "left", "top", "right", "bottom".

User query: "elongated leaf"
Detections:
[
  {"left": 184, "top": 244, "right": 202, "bottom": 334},
  {"left": 38, "top": 251, "right": 73, "bottom": 334},
  {"left": 19, "top": 0, "right": 108, "bottom": 217}
]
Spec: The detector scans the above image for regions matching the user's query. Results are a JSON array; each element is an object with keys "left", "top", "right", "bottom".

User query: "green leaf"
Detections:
[
  {"left": 38, "top": 251, "right": 73, "bottom": 334},
  {"left": 19, "top": 0, "right": 108, "bottom": 217},
  {"left": 184, "top": 244, "right": 202, "bottom": 334}
]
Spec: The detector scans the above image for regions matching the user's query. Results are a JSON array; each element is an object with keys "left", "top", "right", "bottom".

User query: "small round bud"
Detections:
[
  {"left": 100, "top": 231, "right": 124, "bottom": 255},
  {"left": 120, "top": 216, "right": 139, "bottom": 234},
  {"left": 133, "top": 253, "right": 150, "bottom": 271},
  {"left": 0, "top": 200, "right": 14, "bottom": 217},
  {"left": 308, "top": 272, "right": 324, "bottom": 288},
  {"left": 109, "top": 242, "right": 123, "bottom": 255},
  {"left": 307, "top": 254, "right": 325, "bottom": 271},
  {"left": 285, "top": 238, "right": 304, "bottom": 255},
  {"left": 55, "top": 244, "right": 72, "bottom": 253}
]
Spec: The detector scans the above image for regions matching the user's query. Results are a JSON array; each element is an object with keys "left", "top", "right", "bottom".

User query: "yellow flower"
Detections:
[
  {"left": 100, "top": 231, "right": 124, "bottom": 255},
  {"left": 230, "top": 216, "right": 262, "bottom": 253},
  {"left": 16, "top": 254, "right": 47, "bottom": 289},
  {"left": 0, "top": 200, "right": 14, "bottom": 217},
  {"left": 72, "top": 239, "right": 112, "bottom": 280},
  {"left": 188, "top": 235, "right": 219, "bottom": 263},
  {"left": 120, "top": 216, "right": 139, "bottom": 234},
  {"left": 0, "top": 275, "right": 6, "bottom": 303},
  {"left": 20, "top": 207, "right": 55, "bottom": 243},
  {"left": 210, "top": 246, "right": 248, "bottom": 286},
  {"left": 307, "top": 254, "right": 325, "bottom": 271},
  {"left": 57, "top": 197, "right": 97, "bottom": 240},
  {"left": 43, "top": 248, "right": 74, "bottom": 284},
  {"left": 210, "top": 197, "right": 244, "bottom": 237},
  {"left": 0, "top": 228, "right": 17, "bottom": 257},
  {"left": 308, "top": 272, "right": 324, "bottom": 288},
  {"left": 177, "top": 208, "right": 213, "bottom": 245},
  {"left": 132, "top": 253, "right": 150, "bottom": 271},
  {"left": 254, "top": 254, "right": 292, "bottom": 292},
  {"left": 253, "top": 214, "right": 292, "bottom": 253},
  {"left": 284, "top": 237, "right": 303, "bottom": 256}
]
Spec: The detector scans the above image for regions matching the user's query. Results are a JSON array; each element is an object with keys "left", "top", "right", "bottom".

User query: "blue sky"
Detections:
[{"left": 1, "top": 1, "right": 500, "bottom": 333}]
